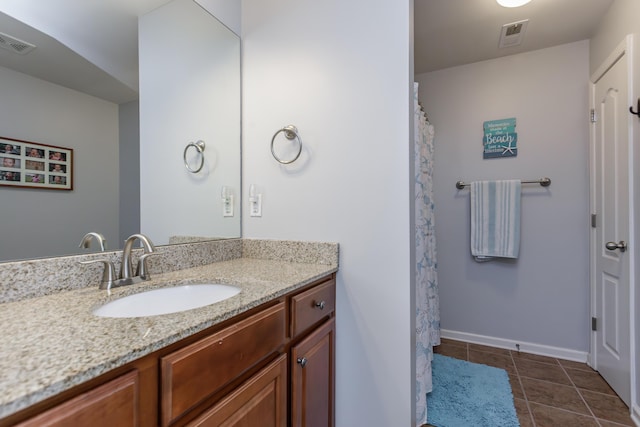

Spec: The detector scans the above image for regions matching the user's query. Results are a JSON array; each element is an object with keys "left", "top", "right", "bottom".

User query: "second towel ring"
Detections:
[
  {"left": 184, "top": 140, "right": 206, "bottom": 173},
  {"left": 271, "top": 125, "right": 302, "bottom": 164}
]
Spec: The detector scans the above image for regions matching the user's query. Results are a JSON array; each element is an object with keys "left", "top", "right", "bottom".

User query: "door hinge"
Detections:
[
  {"left": 591, "top": 214, "right": 597, "bottom": 228},
  {"left": 592, "top": 317, "right": 597, "bottom": 331},
  {"left": 590, "top": 109, "right": 597, "bottom": 123}
]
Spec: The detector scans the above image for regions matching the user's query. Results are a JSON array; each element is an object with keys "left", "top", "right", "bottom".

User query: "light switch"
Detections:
[
  {"left": 221, "top": 186, "right": 234, "bottom": 217},
  {"left": 249, "top": 184, "right": 262, "bottom": 217}
]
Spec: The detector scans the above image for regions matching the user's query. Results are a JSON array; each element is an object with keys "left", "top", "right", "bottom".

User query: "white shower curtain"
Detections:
[{"left": 414, "top": 82, "right": 440, "bottom": 426}]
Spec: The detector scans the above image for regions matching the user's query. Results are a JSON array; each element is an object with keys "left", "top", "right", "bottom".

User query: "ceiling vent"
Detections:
[
  {"left": 499, "top": 19, "right": 529, "bottom": 48},
  {"left": 0, "top": 32, "right": 36, "bottom": 55}
]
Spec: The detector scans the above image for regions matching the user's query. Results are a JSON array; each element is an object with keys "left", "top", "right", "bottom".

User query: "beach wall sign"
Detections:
[{"left": 483, "top": 118, "right": 517, "bottom": 159}]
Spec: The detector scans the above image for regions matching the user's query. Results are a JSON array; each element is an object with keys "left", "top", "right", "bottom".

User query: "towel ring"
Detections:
[
  {"left": 271, "top": 125, "right": 302, "bottom": 164},
  {"left": 184, "top": 140, "right": 206, "bottom": 173}
]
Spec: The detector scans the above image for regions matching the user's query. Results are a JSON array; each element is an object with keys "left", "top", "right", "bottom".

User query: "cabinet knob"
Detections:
[
  {"left": 297, "top": 357, "right": 308, "bottom": 368},
  {"left": 315, "top": 301, "right": 325, "bottom": 310}
]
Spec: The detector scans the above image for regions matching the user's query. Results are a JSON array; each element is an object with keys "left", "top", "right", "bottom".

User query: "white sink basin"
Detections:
[{"left": 93, "top": 284, "right": 241, "bottom": 318}]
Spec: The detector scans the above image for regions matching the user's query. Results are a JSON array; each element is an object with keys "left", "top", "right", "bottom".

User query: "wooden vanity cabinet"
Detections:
[
  {"left": 288, "top": 277, "right": 336, "bottom": 427},
  {"left": 176, "top": 274, "right": 336, "bottom": 427},
  {"left": 5, "top": 273, "right": 336, "bottom": 427}
]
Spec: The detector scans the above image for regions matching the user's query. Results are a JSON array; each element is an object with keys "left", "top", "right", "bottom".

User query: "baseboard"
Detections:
[{"left": 441, "top": 329, "right": 589, "bottom": 363}]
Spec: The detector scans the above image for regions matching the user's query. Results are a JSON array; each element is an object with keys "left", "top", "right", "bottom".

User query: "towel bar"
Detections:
[{"left": 455, "top": 177, "right": 551, "bottom": 189}]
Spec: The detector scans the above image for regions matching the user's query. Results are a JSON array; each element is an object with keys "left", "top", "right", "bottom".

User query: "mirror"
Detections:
[{"left": 0, "top": 0, "right": 241, "bottom": 262}]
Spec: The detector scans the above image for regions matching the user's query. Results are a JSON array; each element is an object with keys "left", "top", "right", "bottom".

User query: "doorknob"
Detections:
[
  {"left": 605, "top": 241, "right": 627, "bottom": 252},
  {"left": 631, "top": 98, "right": 640, "bottom": 116}
]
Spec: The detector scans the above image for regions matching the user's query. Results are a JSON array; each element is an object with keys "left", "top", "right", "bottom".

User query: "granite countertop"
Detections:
[{"left": 0, "top": 257, "right": 337, "bottom": 419}]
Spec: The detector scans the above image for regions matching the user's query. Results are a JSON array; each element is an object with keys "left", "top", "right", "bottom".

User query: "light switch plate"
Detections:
[
  {"left": 250, "top": 194, "right": 262, "bottom": 217},
  {"left": 223, "top": 195, "right": 234, "bottom": 217}
]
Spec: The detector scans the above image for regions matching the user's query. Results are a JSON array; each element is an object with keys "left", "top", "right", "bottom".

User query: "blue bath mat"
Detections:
[{"left": 427, "top": 354, "right": 519, "bottom": 427}]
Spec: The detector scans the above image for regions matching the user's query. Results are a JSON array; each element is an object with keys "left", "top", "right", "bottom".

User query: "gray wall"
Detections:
[
  {"left": 0, "top": 65, "right": 119, "bottom": 261},
  {"left": 118, "top": 101, "right": 140, "bottom": 243},
  {"left": 416, "top": 40, "right": 591, "bottom": 353}
]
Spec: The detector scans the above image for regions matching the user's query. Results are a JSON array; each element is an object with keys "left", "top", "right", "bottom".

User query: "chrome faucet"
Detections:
[
  {"left": 79, "top": 232, "right": 157, "bottom": 291},
  {"left": 121, "top": 233, "right": 156, "bottom": 281},
  {"left": 78, "top": 232, "right": 107, "bottom": 251}
]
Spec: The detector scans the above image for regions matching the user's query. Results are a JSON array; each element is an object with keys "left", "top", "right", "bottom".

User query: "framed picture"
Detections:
[{"left": 0, "top": 136, "right": 73, "bottom": 190}]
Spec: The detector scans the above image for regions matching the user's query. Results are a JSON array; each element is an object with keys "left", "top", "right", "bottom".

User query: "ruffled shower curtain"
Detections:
[{"left": 414, "top": 82, "right": 440, "bottom": 426}]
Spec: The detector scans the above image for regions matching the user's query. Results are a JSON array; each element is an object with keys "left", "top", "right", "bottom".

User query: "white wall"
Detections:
[
  {"left": 139, "top": 0, "right": 241, "bottom": 245},
  {"left": 416, "top": 41, "right": 591, "bottom": 353},
  {"left": 0, "top": 65, "right": 119, "bottom": 261},
  {"left": 589, "top": 0, "right": 640, "bottom": 74},
  {"left": 241, "top": 0, "right": 414, "bottom": 425}
]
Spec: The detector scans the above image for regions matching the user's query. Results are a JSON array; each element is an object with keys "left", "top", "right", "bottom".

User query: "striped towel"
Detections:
[{"left": 470, "top": 180, "right": 521, "bottom": 261}]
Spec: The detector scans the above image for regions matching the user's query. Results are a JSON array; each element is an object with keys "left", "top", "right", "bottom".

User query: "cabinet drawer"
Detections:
[
  {"left": 290, "top": 279, "right": 335, "bottom": 338},
  {"left": 187, "top": 354, "right": 287, "bottom": 427},
  {"left": 16, "top": 370, "right": 139, "bottom": 427},
  {"left": 161, "top": 302, "right": 286, "bottom": 426}
]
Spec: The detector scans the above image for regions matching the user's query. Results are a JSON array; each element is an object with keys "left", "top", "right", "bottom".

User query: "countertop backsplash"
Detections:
[
  {"left": 242, "top": 238, "right": 339, "bottom": 265},
  {"left": 0, "top": 238, "right": 338, "bottom": 304}
]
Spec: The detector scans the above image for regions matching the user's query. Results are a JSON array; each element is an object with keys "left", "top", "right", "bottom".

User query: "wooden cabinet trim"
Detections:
[
  {"left": 186, "top": 354, "right": 287, "bottom": 427},
  {"left": 15, "top": 370, "right": 139, "bottom": 427}
]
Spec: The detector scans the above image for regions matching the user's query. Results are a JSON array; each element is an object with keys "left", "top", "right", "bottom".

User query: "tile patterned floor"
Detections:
[{"left": 427, "top": 338, "right": 635, "bottom": 427}]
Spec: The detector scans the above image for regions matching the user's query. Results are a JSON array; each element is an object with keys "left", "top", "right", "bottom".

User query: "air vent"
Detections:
[
  {"left": 0, "top": 32, "right": 36, "bottom": 55},
  {"left": 499, "top": 19, "right": 529, "bottom": 48}
]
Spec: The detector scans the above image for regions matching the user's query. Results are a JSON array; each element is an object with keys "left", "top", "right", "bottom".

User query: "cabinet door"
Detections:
[
  {"left": 291, "top": 318, "right": 335, "bottom": 427},
  {"left": 15, "top": 370, "right": 139, "bottom": 427},
  {"left": 187, "top": 355, "right": 287, "bottom": 427},
  {"left": 161, "top": 302, "right": 286, "bottom": 426}
]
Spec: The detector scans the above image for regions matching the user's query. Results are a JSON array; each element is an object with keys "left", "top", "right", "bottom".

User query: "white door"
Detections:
[{"left": 591, "top": 40, "right": 631, "bottom": 406}]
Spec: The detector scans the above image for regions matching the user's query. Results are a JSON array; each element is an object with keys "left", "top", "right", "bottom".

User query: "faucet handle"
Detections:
[
  {"left": 80, "top": 259, "right": 116, "bottom": 290},
  {"left": 136, "top": 253, "right": 157, "bottom": 280}
]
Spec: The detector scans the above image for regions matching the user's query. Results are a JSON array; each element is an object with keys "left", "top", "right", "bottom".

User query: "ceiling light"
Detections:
[{"left": 496, "top": 0, "right": 532, "bottom": 7}]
